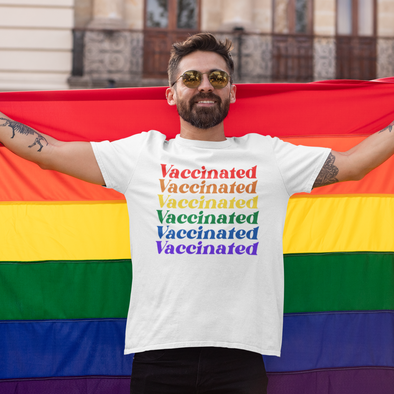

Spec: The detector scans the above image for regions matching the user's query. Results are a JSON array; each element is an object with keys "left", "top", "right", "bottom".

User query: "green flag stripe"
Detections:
[
  {"left": 0, "top": 260, "right": 132, "bottom": 320},
  {"left": 284, "top": 252, "right": 394, "bottom": 313},
  {"left": 0, "top": 253, "right": 393, "bottom": 320}
]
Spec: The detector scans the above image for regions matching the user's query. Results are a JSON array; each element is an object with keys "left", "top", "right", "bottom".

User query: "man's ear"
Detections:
[
  {"left": 230, "top": 84, "right": 236, "bottom": 104},
  {"left": 166, "top": 87, "right": 177, "bottom": 106}
]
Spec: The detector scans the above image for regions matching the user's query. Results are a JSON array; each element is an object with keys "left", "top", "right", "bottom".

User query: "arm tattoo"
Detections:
[
  {"left": 313, "top": 152, "right": 339, "bottom": 188},
  {"left": 0, "top": 117, "right": 48, "bottom": 152},
  {"left": 378, "top": 120, "right": 394, "bottom": 133}
]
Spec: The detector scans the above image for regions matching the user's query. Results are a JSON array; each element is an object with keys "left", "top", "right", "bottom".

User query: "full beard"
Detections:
[{"left": 176, "top": 93, "right": 231, "bottom": 129}]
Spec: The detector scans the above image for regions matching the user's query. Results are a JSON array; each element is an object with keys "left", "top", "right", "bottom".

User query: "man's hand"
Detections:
[
  {"left": 313, "top": 121, "right": 394, "bottom": 188},
  {"left": 0, "top": 112, "right": 105, "bottom": 185}
]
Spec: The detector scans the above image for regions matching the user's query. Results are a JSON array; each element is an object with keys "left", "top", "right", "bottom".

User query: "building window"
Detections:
[
  {"left": 177, "top": 0, "right": 199, "bottom": 29},
  {"left": 143, "top": 0, "right": 200, "bottom": 79},
  {"left": 273, "top": 0, "right": 313, "bottom": 34},
  {"left": 146, "top": 0, "right": 169, "bottom": 28},
  {"left": 146, "top": 0, "right": 198, "bottom": 30},
  {"left": 336, "top": 0, "right": 377, "bottom": 79},
  {"left": 272, "top": 0, "right": 314, "bottom": 81},
  {"left": 337, "top": 0, "right": 375, "bottom": 36}
]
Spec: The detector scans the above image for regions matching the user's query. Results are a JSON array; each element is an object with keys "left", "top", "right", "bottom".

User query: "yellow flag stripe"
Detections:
[
  {"left": 1, "top": 202, "right": 130, "bottom": 261},
  {"left": 1, "top": 196, "right": 394, "bottom": 261},
  {"left": 284, "top": 195, "right": 394, "bottom": 254}
]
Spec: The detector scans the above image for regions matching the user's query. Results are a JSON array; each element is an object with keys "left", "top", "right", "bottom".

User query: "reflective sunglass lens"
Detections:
[
  {"left": 209, "top": 71, "right": 228, "bottom": 88},
  {"left": 180, "top": 70, "right": 229, "bottom": 89},
  {"left": 183, "top": 71, "right": 201, "bottom": 88}
]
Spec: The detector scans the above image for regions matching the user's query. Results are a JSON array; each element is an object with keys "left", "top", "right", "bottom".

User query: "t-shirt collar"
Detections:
[{"left": 174, "top": 134, "right": 233, "bottom": 149}]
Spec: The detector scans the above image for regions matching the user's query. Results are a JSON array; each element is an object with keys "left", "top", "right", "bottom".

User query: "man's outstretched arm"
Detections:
[
  {"left": 313, "top": 121, "right": 394, "bottom": 188},
  {"left": 0, "top": 112, "right": 105, "bottom": 185}
]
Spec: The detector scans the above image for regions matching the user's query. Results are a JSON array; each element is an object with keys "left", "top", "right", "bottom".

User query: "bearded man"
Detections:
[{"left": 1, "top": 33, "right": 394, "bottom": 394}]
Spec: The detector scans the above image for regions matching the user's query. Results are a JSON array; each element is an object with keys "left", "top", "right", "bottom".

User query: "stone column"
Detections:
[
  {"left": 88, "top": 0, "right": 127, "bottom": 29},
  {"left": 219, "top": 0, "right": 254, "bottom": 31},
  {"left": 69, "top": 0, "right": 145, "bottom": 88},
  {"left": 314, "top": 0, "right": 336, "bottom": 81},
  {"left": 216, "top": 0, "right": 270, "bottom": 83},
  {"left": 79, "top": 0, "right": 144, "bottom": 88}
]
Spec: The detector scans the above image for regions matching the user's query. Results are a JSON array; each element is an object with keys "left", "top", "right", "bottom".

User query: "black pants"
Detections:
[{"left": 130, "top": 347, "right": 268, "bottom": 394}]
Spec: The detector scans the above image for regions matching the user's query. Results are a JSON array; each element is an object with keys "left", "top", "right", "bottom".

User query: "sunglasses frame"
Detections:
[{"left": 171, "top": 70, "right": 230, "bottom": 89}]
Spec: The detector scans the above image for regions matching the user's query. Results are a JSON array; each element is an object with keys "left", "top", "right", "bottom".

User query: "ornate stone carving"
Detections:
[
  {"left": 314, "top": 37, "right": 336, "bottom": 81},
  {"left": 216, "top": 33, "right": 272, "bottom": 83},
  {"left": 377, "top": 38, "right": 394, "bottom": 79},
  {"left": 83, "top": 30, "right": 143, "bottom": 84},
  {"left": 70, "top": 30, "right": 392, "bottom": 88}
]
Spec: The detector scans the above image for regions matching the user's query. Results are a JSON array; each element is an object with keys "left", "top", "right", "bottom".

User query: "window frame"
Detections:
[
  {"left": 271, "top": 0, "right": 314, "bottom": 35},
  {"left": 144, "top": 0, "right": 201, "bottom": 32},
  {"left": 335, "top": 0, "right": 377, "bottom": 37},
  {"left": 142, "top": 0, "right": 201, "bottom": 79}
]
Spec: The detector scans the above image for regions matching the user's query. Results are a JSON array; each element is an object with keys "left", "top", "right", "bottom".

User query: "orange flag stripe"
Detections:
[
  {"left": 283, "top": 136, "right": 394, "bottom": 196},
  {"left": 0, "top": 148, "right": 123, "bottom": 202},
  {"left": 1, "top": 135, "right": 392, "bottom": 201}
]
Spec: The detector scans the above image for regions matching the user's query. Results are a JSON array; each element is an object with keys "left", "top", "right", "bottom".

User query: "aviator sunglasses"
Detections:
[{"left": 171, "top": 70, "right": 230, "bottom": 89}]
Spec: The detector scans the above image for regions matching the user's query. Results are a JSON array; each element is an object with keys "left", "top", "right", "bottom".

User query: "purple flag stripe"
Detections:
[
  {"left": 1, "top": 368, "right": 393, "bottom": 394},
  {"left": 0, "top": 376, "right": 130, "bottom": 394},
  {"left": 267, "top": 367, "right": 394, "bottom": 394}
]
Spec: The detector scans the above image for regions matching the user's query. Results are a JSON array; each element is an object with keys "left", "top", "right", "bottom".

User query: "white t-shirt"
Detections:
[{"left": 91, "top": 131, "right": 330, "bottom": 356}]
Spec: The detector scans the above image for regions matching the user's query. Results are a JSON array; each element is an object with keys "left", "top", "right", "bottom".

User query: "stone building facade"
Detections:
[
  {"left": 1, "top": 0, "right": 394, "bottom": 91},
  {"left": 0, "top": 0, "right": 74, "bottom": 91}
]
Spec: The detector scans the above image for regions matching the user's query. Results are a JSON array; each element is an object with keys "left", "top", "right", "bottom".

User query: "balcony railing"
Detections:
[{"left": 69, "top": 29, "right": 394, "bottom": 89}]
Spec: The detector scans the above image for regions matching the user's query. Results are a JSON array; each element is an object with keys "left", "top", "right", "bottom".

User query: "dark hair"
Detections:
[{"left": 168, "top": 33, "right": 234, "bottom": 86}]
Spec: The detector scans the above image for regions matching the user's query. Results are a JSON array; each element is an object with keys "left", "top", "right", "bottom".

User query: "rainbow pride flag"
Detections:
[{"left": 0, "top": 82, "right": 394, "bottom": 393}]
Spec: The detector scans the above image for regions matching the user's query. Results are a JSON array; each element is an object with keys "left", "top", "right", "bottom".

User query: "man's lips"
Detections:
[
  {"left": 190, "top": 94, "right": 221, "bottom": 109},
  {"left": 195, "top": 100, "right": 216, "bottom": 105}
]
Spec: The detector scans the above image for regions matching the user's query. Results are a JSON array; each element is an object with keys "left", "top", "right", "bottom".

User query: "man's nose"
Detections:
[{"left": 198, "top": 74, "right": 213, "bottom": 92}]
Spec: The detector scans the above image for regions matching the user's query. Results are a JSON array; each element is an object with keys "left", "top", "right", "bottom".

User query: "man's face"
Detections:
[{"left": 167, "top": 51, "right": 236, "bottom": 129}]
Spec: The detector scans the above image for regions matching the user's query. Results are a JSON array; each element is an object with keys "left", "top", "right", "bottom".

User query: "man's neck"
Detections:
[{"left": 179, "top": 119, "right": 226, "bottom": 141}]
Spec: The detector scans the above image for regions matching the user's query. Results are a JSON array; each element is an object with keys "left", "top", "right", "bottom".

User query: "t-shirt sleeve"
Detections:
[
  {"left": 90, "top": 132, "right": 148, "bottom": 194},
  {"left": 271, "top": 137, "right": 331, "bottom": 196}
]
